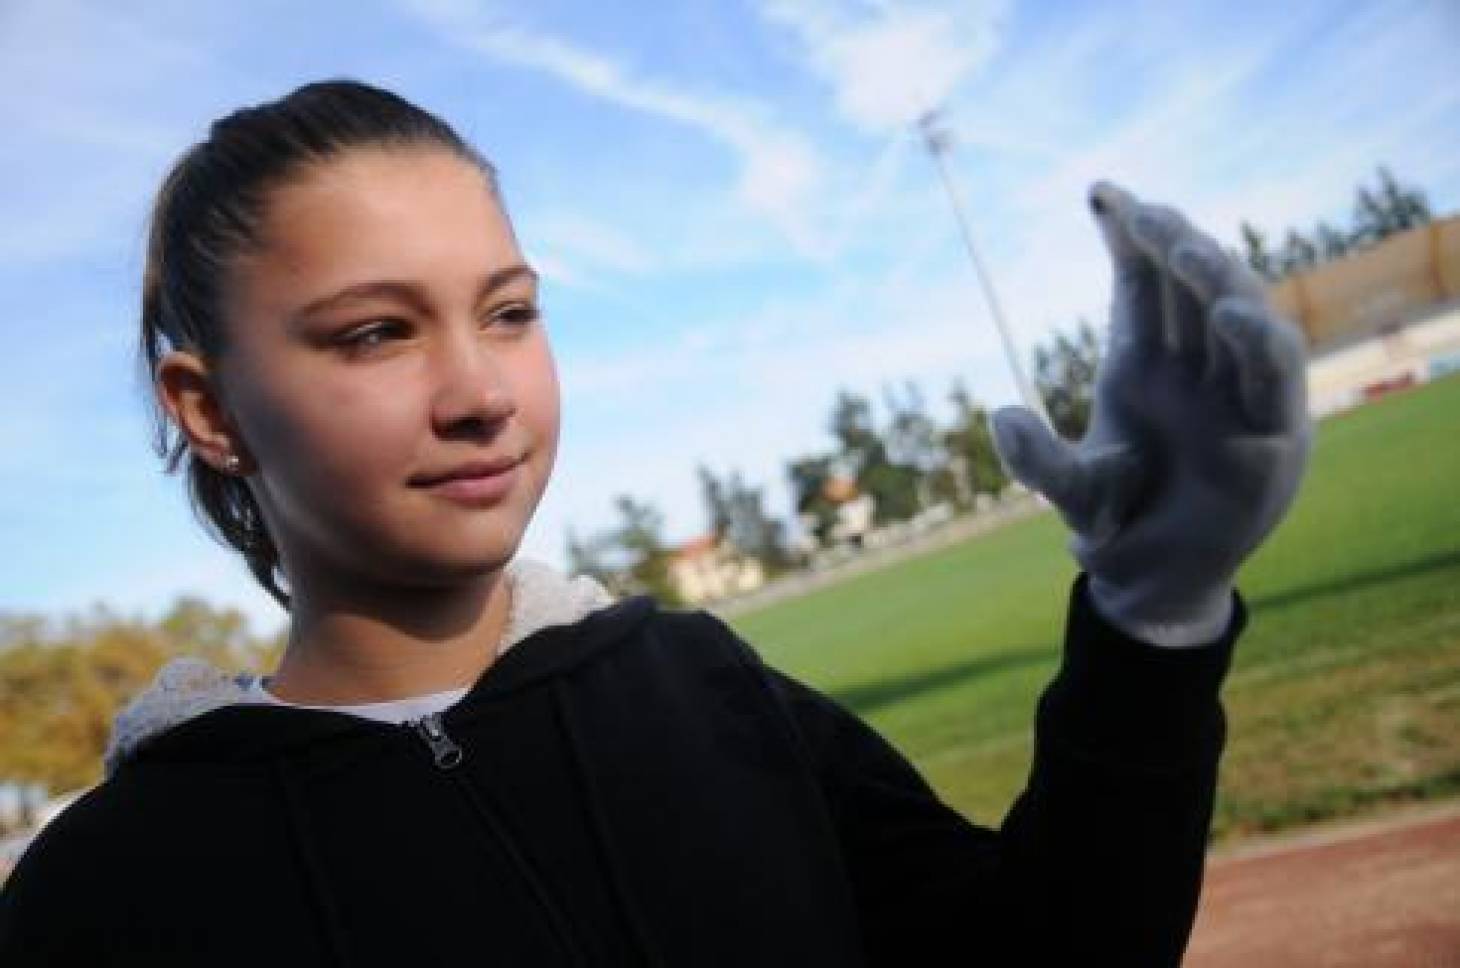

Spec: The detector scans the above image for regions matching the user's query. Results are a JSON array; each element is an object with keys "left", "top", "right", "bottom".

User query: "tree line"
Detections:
[
  {"left": 1239, "top": 166, "right": 1431, "bottom": 282},
  {"left": 565, "top": 372, "right": 1030, "bottom": 605},
  {"left": 0, "top": 600, "right": 283, "bottom": 829}
]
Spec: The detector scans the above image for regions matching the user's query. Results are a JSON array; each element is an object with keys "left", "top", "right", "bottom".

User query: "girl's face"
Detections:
[{"left": 209, "top": 146, "right": 560, "bottom": 593}]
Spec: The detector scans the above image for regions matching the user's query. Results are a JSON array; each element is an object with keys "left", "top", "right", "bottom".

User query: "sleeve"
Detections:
[
  {"left": 0, "top": 794, "right": 123, "bottom": 965},
  {"left": 740, "top": 572, "right": 1243, "bottom": 967}
]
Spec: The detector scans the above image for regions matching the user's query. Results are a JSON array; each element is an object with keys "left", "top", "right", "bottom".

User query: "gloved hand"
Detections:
[{"left": 992, "top": 181, "right": 1312, "bottom": 647}]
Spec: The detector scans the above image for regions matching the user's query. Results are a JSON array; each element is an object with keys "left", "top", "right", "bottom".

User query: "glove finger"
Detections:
[
  {"left": 992, "top": 406, "right": 1080, "bottom": 509},
  {"left": 992, "top": 407, "right": 1145, "bottom": 538},
  {"left": 1170, "top": 234, "right": 1269, "bottom": 305},
  {"left": 1169, "top": 235, "right": 1247, "bottom": 385},
  {"left": 1075, "top": 445, "right": 1147, "bottom": 546},
  {"left": 1172, "top": 240, "right": 1240, "bottom": 390},
  {"left": 1128, "top": 202, "right": 1209, "bottom": 371},
  {"left": 1221, "top": 435, "right": 1310, "bottom": 509},
  {"left": 1211, "top": 296, "right": 1309, "bottom": 434},
  {"left": 1089, "top": 181, "right": 1163, "bottom": 350},
  {"left": 1202, "top": 313, "right": 1239, "bottom": 389}
]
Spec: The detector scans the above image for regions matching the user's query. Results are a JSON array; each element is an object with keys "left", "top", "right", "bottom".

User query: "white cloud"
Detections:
[
  {"left": 757, "top": 0, "right": 1008, "bottom": 132},
  {"left": 523, "top": 248, "right": 585, "bottom": 290},
  {"left": 524, "top": 212, "right": 658, "bottom": 282},
  {"left": 0, "top": 0, "right": 203, "bottom": 263},
  {"left": 399, "top": 0, "right": 837, "bottom": 258},
  {"left": 397, "top": 0, "right": 1021, "bottom": 269}
]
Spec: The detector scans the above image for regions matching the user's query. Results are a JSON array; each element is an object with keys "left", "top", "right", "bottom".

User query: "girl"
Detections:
[{"left": 0, "top": 79, "right": 1309, "bottom": 966}]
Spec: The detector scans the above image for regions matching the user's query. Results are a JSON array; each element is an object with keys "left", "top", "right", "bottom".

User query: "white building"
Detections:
[{"left": 668, "top": 534, "right": 767, "bottom": 605}]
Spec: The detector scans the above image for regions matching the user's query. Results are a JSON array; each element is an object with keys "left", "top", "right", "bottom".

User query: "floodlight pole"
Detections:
[{"left": 917, "top": 111, "right": 1050, "bottom": 428}]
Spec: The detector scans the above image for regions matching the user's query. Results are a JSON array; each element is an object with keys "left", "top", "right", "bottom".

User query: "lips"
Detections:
[{"left": 411, "top": 456, "right": 522, "bottom": 487}]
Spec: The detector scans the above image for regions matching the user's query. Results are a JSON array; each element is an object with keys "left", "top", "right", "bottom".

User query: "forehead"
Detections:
[{"left": 235, "top": 146, "right": 518, "bottom": 308}]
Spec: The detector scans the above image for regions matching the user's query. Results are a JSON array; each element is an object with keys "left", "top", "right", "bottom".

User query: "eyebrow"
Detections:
[{"left": 291, "top": 264, "right": 539, "bottom": 323}]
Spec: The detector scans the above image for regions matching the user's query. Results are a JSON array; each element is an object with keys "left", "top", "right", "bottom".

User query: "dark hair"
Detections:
[{"left": 138, "top": 79, "right": 496, "bottom": 613}]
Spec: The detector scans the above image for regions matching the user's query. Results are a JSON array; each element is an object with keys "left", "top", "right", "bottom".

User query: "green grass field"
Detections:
[{"left": 729, "top": 374, "right": 1460, "bottom": 844}]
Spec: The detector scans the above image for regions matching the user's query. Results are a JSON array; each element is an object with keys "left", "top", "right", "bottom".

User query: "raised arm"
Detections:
[
  {"left": 744, "top": 182, "right": 1310, "bottom": 965},
  {"left": 749, "top": 575, "right": 1241, "bottom": 965}
]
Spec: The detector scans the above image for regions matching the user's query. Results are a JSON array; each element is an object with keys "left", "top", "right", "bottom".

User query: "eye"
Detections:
[
  {"left": 337, "top": 319, "right": 408, "bottom": 354},
  {"left": 490, "top": 302, "right": 540, "bottom": 329}
]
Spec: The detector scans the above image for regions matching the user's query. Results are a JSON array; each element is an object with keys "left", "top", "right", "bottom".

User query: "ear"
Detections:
[{"left": 155, "top": 350, "right": 251, "bottom": 474}]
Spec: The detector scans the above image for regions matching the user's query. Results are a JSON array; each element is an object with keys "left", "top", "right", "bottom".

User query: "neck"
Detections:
[{"left": 266, "top": 565, "right": 514, "bottom": 705}]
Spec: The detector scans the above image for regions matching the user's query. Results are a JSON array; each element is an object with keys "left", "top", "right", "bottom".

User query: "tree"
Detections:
[
  {"left": 0, "top": 597, "right": 282, "bottom": 808},
  {"left": 786, "top": 454, "right": 838, "bottom": 546},
  {"left": 722, "top": 470, "right": 793, "bottom": 575},
  {"left": 858, "top": 460, "right": 922, "bottom": 525},
  {"left": 698, "top": 464, "right": 793, "bottom": 575},
  {"left": 565, "top": 493, "right": 687, "bottom": 606},
  {"left": 1314, "top": 220, "right": 1351, "bottom": 260},
  {"left": 944, "top": 379, "right": 1008, "bottom": 501},
  {"left": 880, "top": 381, "right": 942, "bottom": 471},
  {"left": 1278, "top": 229, "right": 1319, "bottom": 276},
  {"left": 827, "top": 387, "right": 923, "bottom": 525},
  {"left": 1239, "top": 167, "right": 1434, "bottom": 284},
  {"left": 566, "top": 525, "right": 622, "bottom": 593},
  {"left": 1375, "top": 165, "right": 1430, "bottom": 232},
  {"left": 1241, "top": 221, "right": 1276, "bottom": 282},
  {"left": 881, "top": 379, "right": 946, "bottom": 509},
  {"left": 828, "top": 389, "right": 879, "bottom": 467},
  {"left": 1353, "top": 166, "right": 1431, "bottom": 245},
  {"left": 1032, "top": 319, "right": 1101, "bottom": 441},
  {"left": 610, "top": 494, "right": 682, "bottom": 606},
  {"left": 157, "top": 596, "right": 254, "bottom": 668},
  {"left": 696, "top": 464, "right": 731, "bottom": 541},
  {"left": 1352, "top": 183, "right": 1389, "bottom": 247}
]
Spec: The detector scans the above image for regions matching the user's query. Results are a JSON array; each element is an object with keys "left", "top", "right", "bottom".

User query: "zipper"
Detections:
[
  {"left": 411, "top": 711, "right": 464, "bottom": 769},
  {"left": 404, "top": 710, "right": 585, "bottom": 964}
]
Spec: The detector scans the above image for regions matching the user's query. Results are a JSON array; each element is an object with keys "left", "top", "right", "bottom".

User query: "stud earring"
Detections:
[{"left": 223, "top": 454, "right": 242, "bottom": 473}]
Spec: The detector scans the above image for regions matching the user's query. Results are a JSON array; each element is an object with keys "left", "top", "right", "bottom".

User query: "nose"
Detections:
[{"left": 429, "top": 328, "right": 517, "bottom": 437}]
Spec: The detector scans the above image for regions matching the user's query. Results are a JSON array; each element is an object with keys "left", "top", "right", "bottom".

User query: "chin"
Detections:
[
  {"left": 428, "top": 532, "right": 524, "bottom": 578},
  {"left": 383, "top": 553, "right": 516, "bottom": 595},
  {"left": 372, "top": 490, "right": 540, "bottom": 581}
]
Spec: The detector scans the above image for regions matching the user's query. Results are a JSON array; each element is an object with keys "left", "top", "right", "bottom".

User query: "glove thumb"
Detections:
[{"left": 992, "top": 406, "right": 1145, "bottom": 542}]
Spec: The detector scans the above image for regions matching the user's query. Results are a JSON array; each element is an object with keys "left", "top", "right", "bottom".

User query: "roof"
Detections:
[{"left": 671, "top": 533, "right": 720, "bottom": 562}]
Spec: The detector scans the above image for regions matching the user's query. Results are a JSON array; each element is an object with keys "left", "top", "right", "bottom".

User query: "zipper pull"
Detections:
[{"left": 412, "top": 712, "right": 465, "bottom": 769}]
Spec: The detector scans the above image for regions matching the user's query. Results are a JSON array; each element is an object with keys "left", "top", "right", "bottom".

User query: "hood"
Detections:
[{"left": 103, "top": 557, "right": 619, "bottom": 777}]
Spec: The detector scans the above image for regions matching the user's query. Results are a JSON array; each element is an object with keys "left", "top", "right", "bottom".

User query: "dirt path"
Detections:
[{"left": 1186, "top": 801, "right": 1460, "bottom": 966}]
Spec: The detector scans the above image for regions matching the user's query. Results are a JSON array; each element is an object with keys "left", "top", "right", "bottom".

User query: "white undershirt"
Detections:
[{"left": 243, "top": 677, "right": 467, "bottom": 725}]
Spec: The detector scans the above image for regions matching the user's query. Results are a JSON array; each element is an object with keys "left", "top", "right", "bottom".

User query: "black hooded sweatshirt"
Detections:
[{"left": 0, "top": 575, "right": 1241, "bottom": 966}]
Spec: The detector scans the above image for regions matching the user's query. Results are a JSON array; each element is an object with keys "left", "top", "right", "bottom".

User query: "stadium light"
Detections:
[{"left": 917, "top": 109, "right": 1051, "bottom": 428}]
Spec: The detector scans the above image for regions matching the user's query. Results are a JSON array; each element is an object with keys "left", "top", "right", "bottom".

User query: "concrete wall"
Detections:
[
  {"left": 1307, "top": 305, "right": 1460, "bottom": 417},
  {"left": 1271, "top": 216, "right": 1460, "bottom": 354}
]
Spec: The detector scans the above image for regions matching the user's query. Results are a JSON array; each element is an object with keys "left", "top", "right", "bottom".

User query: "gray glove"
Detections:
[{"left": 992, "top": 181, "right": 1312, "bottom": 647}]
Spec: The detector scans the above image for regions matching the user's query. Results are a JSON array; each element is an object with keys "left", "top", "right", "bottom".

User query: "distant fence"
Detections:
[
  {"left": 710, "top": 492, "right": 1048, "bottom": 620},
  {"left": 1304, "top": 305, "right": 1460, "bottom": 417},
  {"left": 1260, "top": 216, "right": 1460, "bottom": 418},
  {"left": 1270, "top": 216, "right": 1460, "bottom": 353}
]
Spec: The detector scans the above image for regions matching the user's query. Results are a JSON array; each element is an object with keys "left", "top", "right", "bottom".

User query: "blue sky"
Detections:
[{"left": 2, "top": 0, "right": 1457, "bottom": 639}]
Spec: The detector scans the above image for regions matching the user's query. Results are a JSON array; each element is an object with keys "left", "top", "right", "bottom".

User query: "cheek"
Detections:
[
  {"left": 240, "top": 359, "right": 422, "bottom": 490},
  {"left": 518, "top": 340, "right": 562, "bottom": 453}
]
